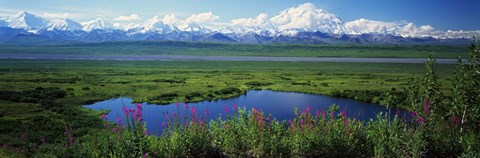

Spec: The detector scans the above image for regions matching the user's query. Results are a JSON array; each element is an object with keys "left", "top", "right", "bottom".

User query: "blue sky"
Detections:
[{"left": 0, "top": 0, "right": 478, "bottom": 31}]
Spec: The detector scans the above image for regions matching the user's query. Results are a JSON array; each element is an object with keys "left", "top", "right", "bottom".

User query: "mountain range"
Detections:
[{"left": 0, "top": 4, "right": 478, "bottom": 45}]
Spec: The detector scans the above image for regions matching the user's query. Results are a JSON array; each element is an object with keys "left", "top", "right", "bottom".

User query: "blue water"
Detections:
[{"left": 84, "top": 90, "right": 407, "bottom": 135}]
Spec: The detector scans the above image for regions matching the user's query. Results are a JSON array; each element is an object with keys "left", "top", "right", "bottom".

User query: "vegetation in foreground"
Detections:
[
  {"left": 50, "top": 41, "right": 478, "bottom": 157},
  {"left": 0, "top": 42, "right": 478, "bottom": 157}
]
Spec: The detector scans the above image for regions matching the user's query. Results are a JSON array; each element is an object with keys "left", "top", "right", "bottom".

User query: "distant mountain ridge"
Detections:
[{"left": 0, "top": 10, "right": 476, "bottom": 45}]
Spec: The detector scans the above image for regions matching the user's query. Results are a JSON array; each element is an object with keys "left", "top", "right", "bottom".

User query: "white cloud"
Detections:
[
  {"left": 113, "top": 13, "right": 141, "bottom": 21},
  {"left": 185, "top": 11, "right": 219, "bottom": 23},
  {"left": 270, "top": 3, "right": 346, "bottom": 34},
  {"left": 344, "top": 18, "right": 439, "bottom": 38},
  {"left": 231, "top": 13, "right": 269, "bottom": 26},
  {"left": 161, "top": 13, "right": 178, "bottom": 24},
  {"left": 43, "top": 13, "right": 70, "bottom": 19}
]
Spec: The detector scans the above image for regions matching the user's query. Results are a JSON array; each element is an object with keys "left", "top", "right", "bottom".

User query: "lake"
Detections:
[{"left": 84, "top": 90, "right": 407, "bottom": 135}]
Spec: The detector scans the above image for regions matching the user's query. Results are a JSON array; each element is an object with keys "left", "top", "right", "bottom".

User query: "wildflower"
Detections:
[
  {"left": 341, "top": 110, "right": 347, "bottom": 118},
  {"left": 116, "top": 117, "right": 122, "bottom": 125},
  {"left": 101, "top": 113, "right": 108, "bottom": 120},
  {"left": 122, "top": 107, "right": 129, "bottom": 116},
  {"left": 424, "top": 99, "right": 430, "bottom": 116},
  {"left": 144, "top": 152, "right": 149, "bottom": 158},
  {"left": 40, "top": 138, "right": 46, "bottom": 144},
  {"left": 165, "top": 113, "right": 170, "bottom": 121},
  {"left": 417, "top": 116, "right": 425, "bottom": 124},
  {"left": 205, "top": 109, "right": 209, "bottom": 116},
  {"left": 288, "top": 119, "right": 292, "bottom": 125},
  {"left": 451, "top": 116, "right": 459, "bottom": 125},
  {"left": 330, "top": 111, "right": 335, "bottom": 119},
  {"left": 162, "top": 122, "right": 166, "bottom": 127},
  {"left": 315, "top": 110, "right": 320, "bottom": 118},
  {"left": 191, "top": 106, "right": 197, "bottom": 122},
  {"left": 176, "top": 102, "right": 180, "bottom": 108},
  {"left": 136, "top": 103, "right": 143, "bottom": 111},
  {"left": 233, "top": 102, "right": 238, "bottom": 111},
  {"left": 113, "top": 127, "right": 118, "bottom": 133},
  {"left": 224, "top": 104, "right": 229, "bottom": 113},
  {"left": 185, "top": 103, "right": 189, "bottom": 110},
  {"left": 68, "top": 136, "right": 74, "bottom": 143},
  {"left": 117, "top": 135, "right": 122, "bottom": 141},
  {"left": 144, "top": 130, "right": 149, "bottom": 136},
  {"left": 306, "top": 106, "right": 311, "bottom": 113}
]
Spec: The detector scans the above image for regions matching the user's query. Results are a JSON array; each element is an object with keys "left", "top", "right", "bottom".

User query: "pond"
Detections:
[{"left": 84, "top": 90, "right": 407, "bottom": 135}]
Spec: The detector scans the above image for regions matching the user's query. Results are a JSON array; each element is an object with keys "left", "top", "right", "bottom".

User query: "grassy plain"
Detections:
[
  {"left": 0, "top": 58, "right": 461, "bottom": 156},
  {"left": 0, "top": 41, "right": 469, "bottom": 58},
  {"left": 0, "top": 59, "right": 455, "bottom": 105}
]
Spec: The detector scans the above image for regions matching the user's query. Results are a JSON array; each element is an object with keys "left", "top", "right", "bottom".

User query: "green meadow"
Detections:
[
  {"left": 0, "top": 41, "right": 469, "bottom": 58},
  {"left": 0, "top": 42, "right": 479, "bottom": 157}
]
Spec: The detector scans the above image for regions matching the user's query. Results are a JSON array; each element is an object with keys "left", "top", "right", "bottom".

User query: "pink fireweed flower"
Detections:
[
  {"left": 113, "top": 127, "right": 118, "bottom": 133},
  {"left": 101, "top": 113, "right": 108, "bottom": 120},
  {"left": 165, "top": 113, "right": 170, "bottom": 121},
  {"left": 451, "top": 116, "right": 459, "bottom": 125},
  {"left": 224, "top": 105, "right": 229, "bottom": 113},
  {"left": 68, "top": 136, "right": 74, "bottom": 143},
  {"left": 116, "top": 117, "right": 122, "bottom": 124},
  {"left": 144, "top": 152, "right": 149, "bottom": 158},
  {"left": 412, "top": 111, "right": 417, "bottom": 117},
  {"left": 144, "top": 130, "right": 149, "bottom": 136},
  {"left": 191, "top": 106, "right": 197, "bottom": 122},
  {"left": 205, "top": 109, "right": 209, "bottom": 116},
  {"left": 424, "top": 99, "right": 430, "bottom": 116},
  {"left": 417, "top": 116, "right": 425, "bottom": 124},
  {"left": 233, "top": 102, "right": 238, "bottom": 111},
  {"left": 315, "top": 110, "right": 320, "bottom": 118},
  {"left": 306, "top": 106, "right": 311, "bottom": 113},
  {"left": 341, "top": 109, "right": 348, "bottom": 118},
  {"left": 185, "top": 103, "right": 189, "bottom": 110},
  {"left": 134, "top": 109, "right": 143, "bottom": 122},
  {"left": 330, "top": 111, "right": 335, "bottom": 119},
  {"left": 162, "top": 122, "right": 166, "bottom": 127},
  {"left": 117, "top": 135, "right": 122, "bottom": 141},
  {"left": 176, "top": 102, "right": 180, "bottom": 108},
  {"left": 136, "top": 103, "right": 142, "bottom": 111},
  {"left": 288, "top": 119, "right": 292, "bottom": 125},
  {"left": 122, "top": 107, "right": 129, "bottom": 116}
]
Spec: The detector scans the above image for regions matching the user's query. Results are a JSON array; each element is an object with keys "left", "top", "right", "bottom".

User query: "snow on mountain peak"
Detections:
[
  {"left": 47, "top": 18, "right": 82, "bottom": 31},
  {"left": 6, "top": 11, "right": 49, "bottom": 30},
  {"left": 140, "top": 14, "right": 179, "bottom": 33},
  {"left": 81, "top": 18, "right": 113, "bottom": 32},
  {"left": 1, "top": 4, "right": 478, "bottom": 40},
  {"left": 270, "top": 3, "right": 346, "bottom": 34},
  {"left": 344, "top": 18, "right": 439, "bottom": 38}
]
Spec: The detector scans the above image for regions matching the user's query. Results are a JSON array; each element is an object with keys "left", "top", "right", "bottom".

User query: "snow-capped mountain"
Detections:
[
  {"left": 0, "top": 3, "right": 478, "bottom": 45},
  {"left": 140, "top": 15, "right": 180, "bottom": 33},
  {"left": 6, "top": 11, "right": 48, "bottom": 30},
  {"left": 270, "top": 3, "right": 346, "bottom": 35},
  {"left": 81, "top": 18, "right": 113, "bottom": 32},
  {"left": 47, "top": 18, "right": 83, "bottom": 31}
]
